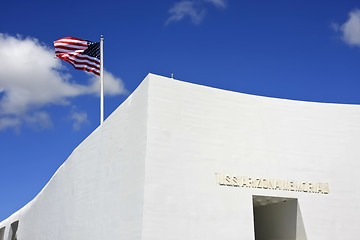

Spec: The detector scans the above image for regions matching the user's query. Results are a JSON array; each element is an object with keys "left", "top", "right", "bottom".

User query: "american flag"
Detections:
[{"left": 54, "top": 37, "right": 101, "bottom": 76}]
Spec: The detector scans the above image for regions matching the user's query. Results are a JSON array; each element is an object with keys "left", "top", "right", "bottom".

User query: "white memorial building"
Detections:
[{"left": 1, "top": 73, "right": 360, "bottom": 240}]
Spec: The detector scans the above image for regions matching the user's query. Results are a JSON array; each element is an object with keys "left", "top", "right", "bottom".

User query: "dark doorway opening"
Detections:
[{"left": 252, "top": 195, "right": 307, "bottom": 240}]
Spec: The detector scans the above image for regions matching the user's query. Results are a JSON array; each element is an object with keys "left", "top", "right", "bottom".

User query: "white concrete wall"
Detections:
[
  {"left": 1, "top": 73, "right": 360, "bottom": 240},
  {"left": 0, "top": 76, "right": 150, "bottom": 240},
  {"left": 142, "top": 74, "right": 360, "bottom": 240}
]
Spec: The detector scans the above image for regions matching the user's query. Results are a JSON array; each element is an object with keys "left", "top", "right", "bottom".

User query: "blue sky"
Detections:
[{"left": 1, "top": 0, "right": 360, "bottom": 221}]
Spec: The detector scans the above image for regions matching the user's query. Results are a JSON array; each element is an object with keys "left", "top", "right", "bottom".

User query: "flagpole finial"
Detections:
[{"left": 101, "top": 35, "right": 103, "bottom": 38}]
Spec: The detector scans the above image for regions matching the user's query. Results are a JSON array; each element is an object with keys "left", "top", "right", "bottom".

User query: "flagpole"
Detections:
[{"left": 100, "top": 35, "right": 104, "bottom": 125}]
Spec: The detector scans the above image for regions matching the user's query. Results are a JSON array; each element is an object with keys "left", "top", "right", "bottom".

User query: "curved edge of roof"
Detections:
[{"left": 146, "top": 73, "right": 360, "bottom": 107}]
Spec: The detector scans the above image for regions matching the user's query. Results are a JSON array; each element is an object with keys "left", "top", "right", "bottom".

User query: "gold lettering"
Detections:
[
  {"left": 275, "top": 180, "right": 285, "bottom": 190},
  {"left": 311, "top": 183, "right": 319, "bottom": 193},
  {"left": 261, "top": 179, "right": 269, "bottom": 189},
  {"left": 268, "top": 179, "right": 276, "bottom": 190},
  {"left": 251, "top": 178, "right": 261, "bottom": 188},
  {"left": 288, "top": 182, "right": 293, "bottom": 191},
  {"left": 216, "top": 173, "right": 223, "bottom": 185},
  {"left": 321, "top": 183, "right": 330, "bottom": 194},
  {"left": 300, "top": 182, "right": 309, "bottom": 192},
  {"left": 283, "top": 181, "right": 290, "bottom": 191},
  {"left": 308, "top": 183, "right": 314, "bottom": 193},
  {"left": 233, "top": 176, "right": 239, "bottom": 187},
  {"left": 215, "top": 173, "right": 329, "bottom": 194},
  {"left": 225, "top": 175, "right": 232, "bottom": 186},
  {"left": 242, "top": 177, "right": 250, "bottom": 187}
]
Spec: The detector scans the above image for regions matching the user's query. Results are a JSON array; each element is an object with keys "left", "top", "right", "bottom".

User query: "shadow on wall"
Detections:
[
  {"left": 0, "top": 227, "right": 5, "bottom": 240},
  {"left": 10, "top": 221, "right": 19, "bottom": 240},
  {"left": 0, "top": 221, "right": 19, "bottom": 240}
]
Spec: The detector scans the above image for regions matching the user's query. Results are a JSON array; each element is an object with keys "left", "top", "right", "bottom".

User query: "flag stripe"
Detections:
[
  {"left": 55, "top": 49, "right": 86, "bottom": 55},
  {"left": 54, "top": 37, "right": 100, "bottom": 76},
  {"left": 58, "top": 53, "right": 100, "bottom": 65},
  {"left": 54, "top": 44, "right": 88, "bottom": 50},
  {"left": 56, "top": 54, "right": 100, "bottom": 67},
  {"left": 58, "top": 60, "right": 100, "bottom": 74},
  {"left": 55, "top": 37, "right": 88, "bottom": 44},
  {"left": 66, "top": 57, "right": 100, "bottom": 67},
  {"left": 62, "top": 57, "right": 100, "bottom": 75},
  {"left": 60, "top": 57, "right": 100, "bottom": 71}
]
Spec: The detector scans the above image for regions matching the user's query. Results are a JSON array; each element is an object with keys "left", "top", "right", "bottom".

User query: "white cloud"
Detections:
[
  {"left": 88, "top": 70, "right": 128, "bottom": 96},
  {"left": 25, "top": 111, "right": 53, "bottom": 130},
  {"left": 334, "top": 9, "right": 360, "bottom": 47},
  {"left": 0, "top": 117, "right": 21, "bottom": 131},
  {"left": 205, "top": 0, "right": 226, "bottom": 8},
  {"left": 70, "top": 111, "right": 88, "bottom": 131},
  {"left": 166, "top": 0, "right": 227, "bottom": 25},
  {"left": 0, "top": 33, "right": 127, "bottom": 131},
  {"left": 166, "top": 1, "right": 205, "bottom": 25}
]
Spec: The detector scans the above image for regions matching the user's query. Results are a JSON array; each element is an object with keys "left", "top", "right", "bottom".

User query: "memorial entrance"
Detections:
[{"left": 252, "top": 196, "right": 306, "bottom": 240}]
